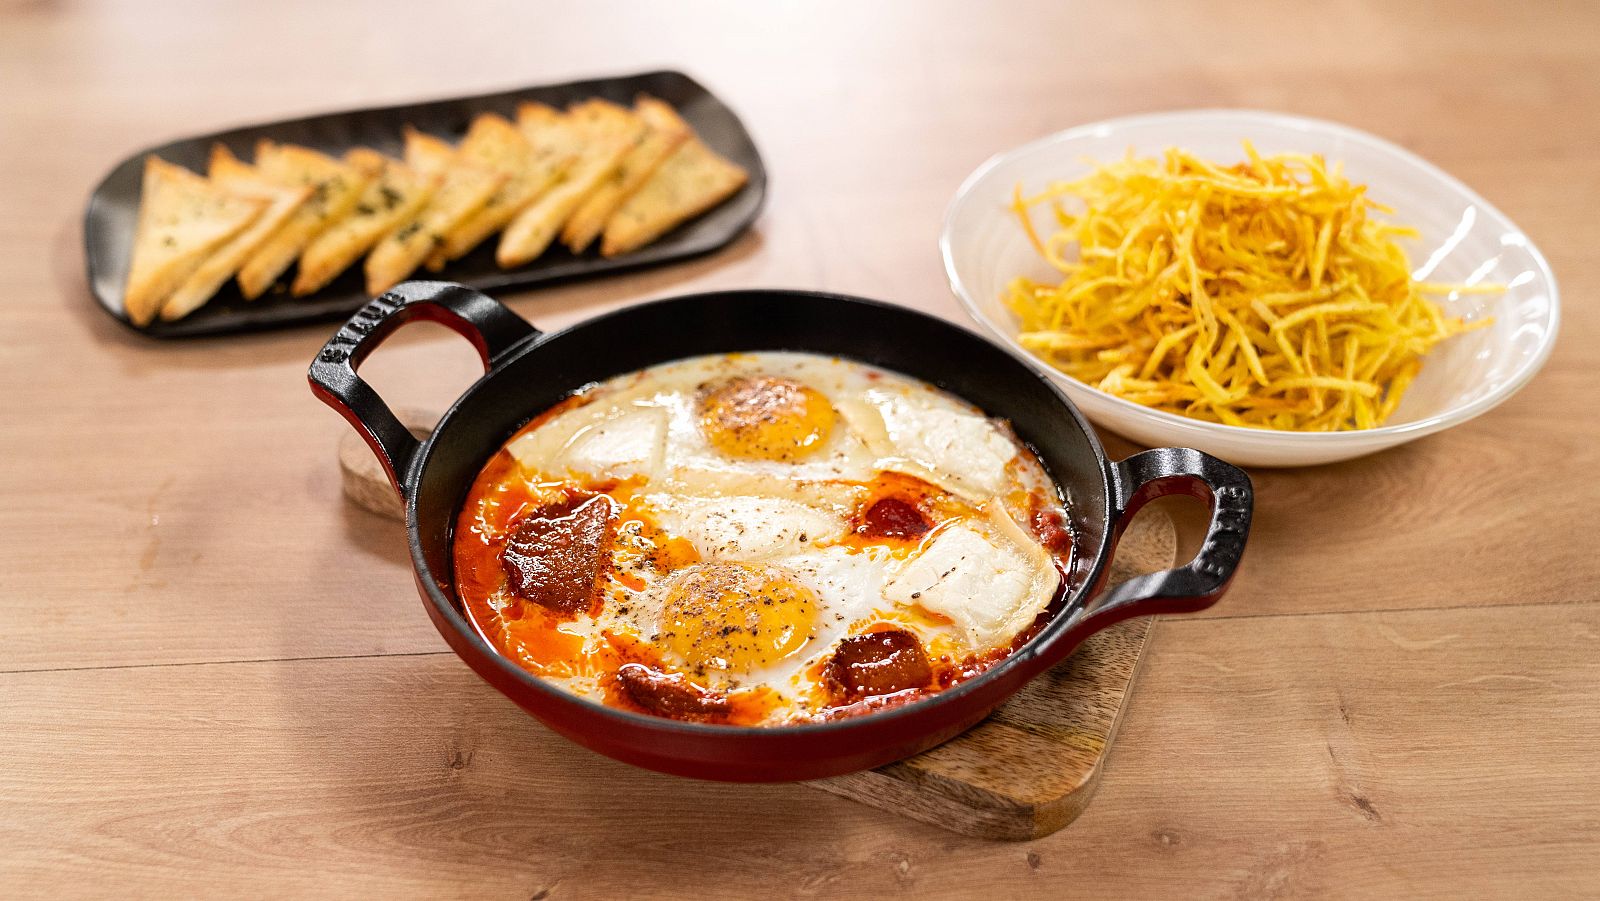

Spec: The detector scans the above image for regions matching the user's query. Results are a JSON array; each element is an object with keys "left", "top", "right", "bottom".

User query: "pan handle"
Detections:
[
  {"left": 1078, "top": 447, "right": 1253, "bottom": 629},
  {"left": 308, "top": 281, "right": 539, "bottom": 499}
]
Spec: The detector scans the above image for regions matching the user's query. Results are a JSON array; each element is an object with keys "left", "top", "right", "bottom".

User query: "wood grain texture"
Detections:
[
  {"left": 3, "top": 603, "right": 1596, "bottom": 899},
  {"left": 340, "top": 411, "right": 1177, "bottom": 840},
  {"left": 3, "top": 0, "right": 1599, "bottom": 896},
  {"left": 810, "top": 512, "right": 1176, "bottom": 839},
  {"left": 812, "top": 620, "right": 1154, "bottom": 840},
  {"left": 338, "top": 408, "right": 436, "bottom": 522}
]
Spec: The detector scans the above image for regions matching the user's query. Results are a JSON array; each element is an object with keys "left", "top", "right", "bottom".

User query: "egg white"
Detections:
[
  {"left": 882, "top": 504, "right": 1058, "bottom": 651},
  {"left": 638, "top": 493, "right": 846, "bottom": 561},
  {"left": 507, "top": 353, "right": 886, "bottom": 488},
  {"left": 486, "top": 352, "right": 1067, "bottom": 722},
  {"left": 603, "top": 545, "right": 894, "bottom": 697}
]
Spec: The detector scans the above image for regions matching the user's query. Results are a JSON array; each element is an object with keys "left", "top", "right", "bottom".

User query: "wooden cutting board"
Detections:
[{"left": 338, "top": 414, "right": 1176, "bottom": 841}]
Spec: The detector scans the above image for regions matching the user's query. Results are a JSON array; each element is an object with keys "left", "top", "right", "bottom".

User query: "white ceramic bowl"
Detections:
[{"left": 942, "top": 110, "right": 1560, "bottom": 467}]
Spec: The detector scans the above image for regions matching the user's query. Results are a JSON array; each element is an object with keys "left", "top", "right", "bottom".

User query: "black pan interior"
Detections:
[{"left": 409, "top": 291, "right": 1115, "bottom": 624}]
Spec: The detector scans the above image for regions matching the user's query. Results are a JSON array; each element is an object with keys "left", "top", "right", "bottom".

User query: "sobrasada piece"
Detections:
[{"left": 453, "top": 353, "right": 1076, "bottom": 725}]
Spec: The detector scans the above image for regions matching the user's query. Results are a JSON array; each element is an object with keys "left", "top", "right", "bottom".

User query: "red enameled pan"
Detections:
[{"left": 310, "top": 281, "right": 1252, "bottom": 781}]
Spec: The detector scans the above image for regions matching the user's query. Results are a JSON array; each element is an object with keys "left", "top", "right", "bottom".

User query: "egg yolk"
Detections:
[
  {"left": 699, "top": 376, "right": 837, "bottom": 461},
  {"left": 658, "top": 562, "right": 818, "bottom": 678}
]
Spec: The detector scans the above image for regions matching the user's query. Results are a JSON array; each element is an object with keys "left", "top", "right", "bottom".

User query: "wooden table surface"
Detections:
[{"left": 4, "top": 1, "right": 1598, "bottom": 897}]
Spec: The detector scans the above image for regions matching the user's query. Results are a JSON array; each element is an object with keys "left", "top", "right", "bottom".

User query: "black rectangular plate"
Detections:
[{"left": 83, "top": 70, "right": 766, "bottom": 339}]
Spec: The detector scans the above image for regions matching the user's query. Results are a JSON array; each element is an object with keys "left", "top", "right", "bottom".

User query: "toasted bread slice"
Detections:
[
  {"left": 366, "top": 132, "right": 504, "bottom": 295},
  {"left": 561, "top": 96, "right": 690, "bottom": 253},
  {"left": 122, "top": 157, "right": 263, "bottom": 326},
  {"left": 600, "top": 137, "right": 748, "bottom": 257},
  {"left": 402, "top": 127, "right": 456, "bottom": 177},
  {"left": 515, "top": 102, "right": 589, "bottom": 183},
  {"left": 291, "top": 150, "right": 438, "bottom": 296},
  {"left": 515, "top": 102, "right": 565, "bottom": 139},
  {"left": 207, "top": 142, "right": 261, "bottom": 183},
  {"left": 341, "top": 147, "right": 389, "bottom": 178},
  {"left": 236, "top": 142, "right": 370, "bottom": 299},
  {"left": 426, "top": 112, "right": 580, "bottom": 269},
  {"left": 496, "top": 100, "right": 643, "bottom": 268},
  {"left": 159, "top": 146, "right": 312, "bottom": 321}
]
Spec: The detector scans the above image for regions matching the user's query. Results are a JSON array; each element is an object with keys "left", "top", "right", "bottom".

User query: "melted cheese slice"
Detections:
[
  {"left": 883, "top": 507, "right": 1057, "bottom": 650},
  {"left": 506, "top": 401, "right": 667, "bottom": 480},
  {"left": 842, "top": 388, "right": 1018, "bottom": 500}
]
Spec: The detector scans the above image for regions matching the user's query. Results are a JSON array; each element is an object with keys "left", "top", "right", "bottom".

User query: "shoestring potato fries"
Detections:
[{"left": 1004, "top": 142, "right": 1496, "bottom": 431}]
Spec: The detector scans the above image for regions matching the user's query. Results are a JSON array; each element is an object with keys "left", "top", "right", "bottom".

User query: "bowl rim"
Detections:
[{"left": 941, "top": 108, "right": 1562, "bottom": 446}]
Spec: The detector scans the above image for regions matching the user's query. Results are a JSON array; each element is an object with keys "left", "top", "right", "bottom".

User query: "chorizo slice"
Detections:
[
  {"left": 1030, "top": 504, "right": 1074, "bottom": 556},
  {"left": 824, "top": 628, "right": 933, "bottom": 705},
  {"left": 856, "top": 497, "right": 930, "bottom": 540},
  {"left": 501, "top": 495, "right": 615, "bottom": 615},
  {"left": 615, "top": 663, "right": 731, "bottom": 724}
]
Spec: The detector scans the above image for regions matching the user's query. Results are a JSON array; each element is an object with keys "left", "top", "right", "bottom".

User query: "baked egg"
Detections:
[{"left": 453, "top": 352, "right": 1074, "bottom": 725}]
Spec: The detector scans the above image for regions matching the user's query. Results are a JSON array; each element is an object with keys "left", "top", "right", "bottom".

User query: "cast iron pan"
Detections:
[
  {"left": 310, "top": 282, "right": 1253, "bottom": 781},
  {"left": 85, "top": 70, "right": 766, "bottom": 338}
]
